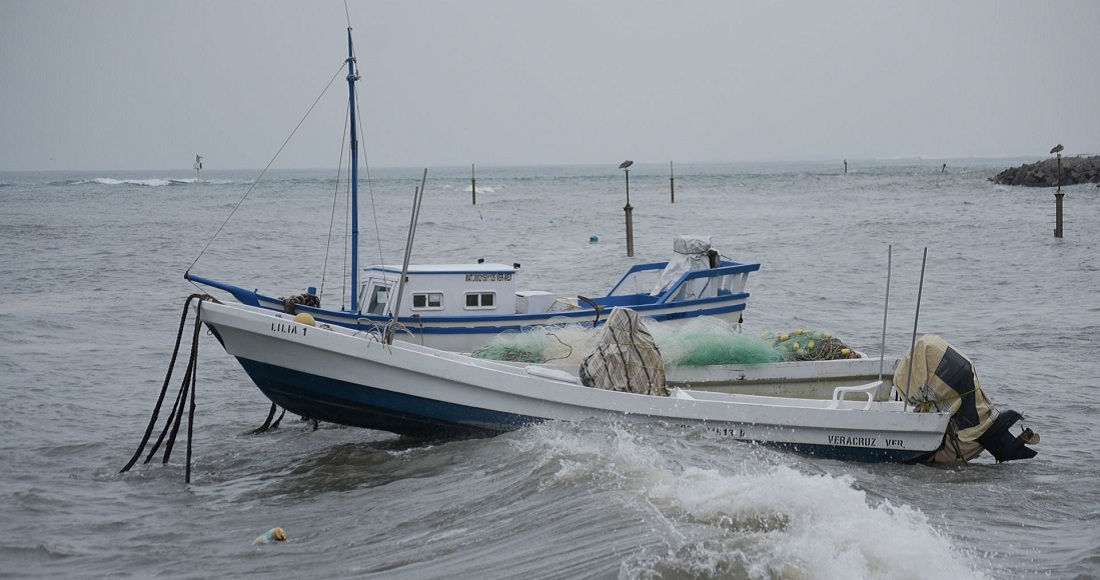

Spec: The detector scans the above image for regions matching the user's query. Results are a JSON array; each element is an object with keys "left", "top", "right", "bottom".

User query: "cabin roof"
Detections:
[{"left": 364, "top": 263, "right": 516, "bottom": 275}]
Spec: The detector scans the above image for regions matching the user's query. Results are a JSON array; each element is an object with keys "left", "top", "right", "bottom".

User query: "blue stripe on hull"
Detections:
[
  {"left": 256, "top": 297, "right": 747, "bottom": 336},
  {"left": 236, "top": 358, "right": 542, "bottom": 439}
]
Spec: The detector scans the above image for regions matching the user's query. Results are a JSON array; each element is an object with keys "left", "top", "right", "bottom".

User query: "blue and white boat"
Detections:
[
  {"left": 188, "top": 250, "right": 759, "bottom": 352},
  {"left": 184, "top": 27, "right": 759, "bottom": 352}
]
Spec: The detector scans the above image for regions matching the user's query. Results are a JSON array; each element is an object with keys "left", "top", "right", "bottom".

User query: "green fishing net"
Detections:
[
  {"left": 471, "top": 319, "right": 860, "bottom": 366},
  {"left": 471, "top": 332, "right": 554, "bottom": 363},
  {"left": 471, "top": 325, "right": 594, "bottom": 365},
  {"left": 656, "top": 319, "right": 783, "bottom": 366}
]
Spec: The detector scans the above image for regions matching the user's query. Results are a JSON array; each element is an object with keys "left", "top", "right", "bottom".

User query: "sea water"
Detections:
[{"left": 1, "top": 159, "right": 1097, "bottom": 579}]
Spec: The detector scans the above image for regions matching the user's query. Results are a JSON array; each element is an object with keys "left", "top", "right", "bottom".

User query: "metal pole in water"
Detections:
[
  {"left": 624, "top": 170, "right": 634, "bottom": 257},
  {"left": 1051, "top": 145, "right": 1065, "bottom": 238},
  {"left": 1055, "top": 191, "right": 1065, "bottom": 238},
  {"left": 1055, "top": 151, "right": 1063, "bottom": 238},
  {"left": 471, "top": 163, "right": 476, "bottom": 206},
  {"left": 619, "top": 160, "right": 635, "bottom": 257}
]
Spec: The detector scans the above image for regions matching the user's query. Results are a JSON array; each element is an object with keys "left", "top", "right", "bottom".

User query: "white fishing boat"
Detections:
[
  {"left": 183, "top": 24, "right": 760, "bottom": 352},
  {"left": 198, "top": 300, "right": 962, "bottom": 463}
]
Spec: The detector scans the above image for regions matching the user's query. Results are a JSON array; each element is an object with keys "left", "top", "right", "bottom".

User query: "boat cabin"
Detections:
[{"left": 359, "top": 263, "right": 536, "bottom": 317}]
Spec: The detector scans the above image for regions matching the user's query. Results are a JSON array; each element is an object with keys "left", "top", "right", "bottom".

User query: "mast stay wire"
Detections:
[
  {"left": 322, "top": 99, "right": 351, "bottom": 306},
  {"left": 185, "top": 61, "right": 349, "bottom": 282}
]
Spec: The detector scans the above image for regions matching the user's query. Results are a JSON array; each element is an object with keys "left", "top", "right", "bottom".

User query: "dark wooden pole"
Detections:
[{"left": 669, "top": 161, "right": 675, "bottom": 203}]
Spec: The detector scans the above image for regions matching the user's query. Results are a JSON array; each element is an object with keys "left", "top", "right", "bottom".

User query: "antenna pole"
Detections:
[
  {"left": 902, "top": 247, "right": 927, "bottom": 411},
  {"left": 387, "top": 168, "right": 428, "bottom": 344},
  {"left": 879, "top": 245, "right": 891, "bottom": 383}
]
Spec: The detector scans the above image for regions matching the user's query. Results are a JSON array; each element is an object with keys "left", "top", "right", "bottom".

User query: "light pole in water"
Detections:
[
  {"left": 1051, "top": 144, "right": 1064, "bottom": 238},
  {"left": 619, "top": 160, "right": 634, "bottom": 257}
]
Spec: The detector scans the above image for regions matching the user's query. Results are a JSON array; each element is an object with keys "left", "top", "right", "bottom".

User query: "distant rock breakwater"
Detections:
[{"left": 990, "top": 156, "right": 1100, "bottom": 187}]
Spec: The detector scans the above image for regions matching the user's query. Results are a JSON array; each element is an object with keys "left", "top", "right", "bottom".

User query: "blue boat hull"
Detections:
[{"left": 237, "top": 358, "right": 539, "bottom": 438}]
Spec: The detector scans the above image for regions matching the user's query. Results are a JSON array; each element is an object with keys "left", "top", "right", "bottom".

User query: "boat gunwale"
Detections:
[{"left": 199, "top": 301, "right": 951, "bottom": 436}]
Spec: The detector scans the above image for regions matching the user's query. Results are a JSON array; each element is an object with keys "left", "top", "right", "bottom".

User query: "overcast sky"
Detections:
[{"left": 2, "top": 1, "right": 1097, "bottom": 172}]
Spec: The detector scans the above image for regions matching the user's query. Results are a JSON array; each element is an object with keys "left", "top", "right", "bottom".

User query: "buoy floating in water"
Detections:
[
  {"left": 253, "top": 527, "right": 287, "bottom": 545},
  {"left": 589, "top": 236, "right": 599, "bottom": 243}
]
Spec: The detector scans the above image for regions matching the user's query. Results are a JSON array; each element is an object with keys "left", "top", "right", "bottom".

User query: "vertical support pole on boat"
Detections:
[
  {"left": 669, "top": 161, "right": 675, "bottom": 204},
  {"left": 621, "top": 161, "right": 634, "bottom": 257},
  {"left": 902, "top": 247, "right": 927, "bottom": 411},
  {"left": 471, "top": 164, "right": 477, "bottom": 206},
  {"left": 346, "top": 27, "right": 362, "bottom": 312},
  {"left": 878, "top": 245, "right": 891, "bottom": 383},
  {"left": 387, "top": 169, "right": 428, "bottom": 344}
]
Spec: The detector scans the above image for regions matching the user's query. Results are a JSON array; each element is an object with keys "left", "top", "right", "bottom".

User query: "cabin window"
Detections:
[
  {"left": 412, "top": 292, "right": 444, "bottom": 310},
  {"left": 367, "top": 285, "right": 390, "bottom": 315},
  {"left": 464, "top": 292, "right": 496, "bottom": 310}
]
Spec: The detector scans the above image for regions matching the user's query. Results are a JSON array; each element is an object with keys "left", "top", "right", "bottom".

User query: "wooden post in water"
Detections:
[
  {"left": 669, "top": 161, "right": 675, "bottom": 203},
  {"left": 471, "top": 164, "right": 476, "bottom": 205}
]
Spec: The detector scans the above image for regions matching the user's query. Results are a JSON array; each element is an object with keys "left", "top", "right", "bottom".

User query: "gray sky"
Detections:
[{"left": 2, "top": 0, "right": 1097, "bottom": 172}]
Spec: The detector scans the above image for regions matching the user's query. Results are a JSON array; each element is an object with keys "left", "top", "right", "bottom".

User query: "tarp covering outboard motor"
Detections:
[
  {"left": 579, "top": 307, "right": 668, "bottom": 397},
  {"left": 650, "top": 235, "right": 719, "bottom": 298},
  {"left": 897, "top": 334, "right": 1038, "bottom": 464}
]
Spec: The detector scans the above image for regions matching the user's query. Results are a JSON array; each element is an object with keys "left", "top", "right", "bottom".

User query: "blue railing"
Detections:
[{"left": 606, "top": 260, "right": 760, "bottom": 303}]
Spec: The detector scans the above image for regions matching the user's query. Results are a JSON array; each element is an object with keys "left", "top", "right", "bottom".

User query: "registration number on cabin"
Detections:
[{"left": 465, "top": 273, "right": 512, "bottom": 282}]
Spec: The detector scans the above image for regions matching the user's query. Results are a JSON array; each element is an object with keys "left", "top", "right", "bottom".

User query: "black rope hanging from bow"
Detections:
[
  {"left": 119, "top": 294, "right": 211, "bottom": 482},
  {"left": 121, "top": 294, "right": 298, "bottom": 482}
]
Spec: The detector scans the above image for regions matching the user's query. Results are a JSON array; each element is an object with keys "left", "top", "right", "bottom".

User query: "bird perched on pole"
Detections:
[
  {"left": 1050, "top": 144, "right": 1064, "bottom": 154},
  {"left": 619, "top": 160, "right": 633, "bottom": 169}
]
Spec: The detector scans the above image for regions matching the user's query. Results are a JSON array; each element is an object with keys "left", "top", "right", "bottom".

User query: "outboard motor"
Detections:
[{"left": 897, "top": 334, "right": 1038, "bottom": 464}]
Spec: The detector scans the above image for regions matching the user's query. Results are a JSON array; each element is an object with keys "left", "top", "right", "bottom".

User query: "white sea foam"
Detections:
[
  {"left": 515, "top": 423, "right": 987, "bottom": 579},
  {"left": 644, "top": 465, "right": 986, "bottom": 579},
  {"left": 79, "top": 177, "right": 209, "bottom": 187}
]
